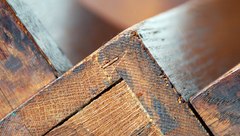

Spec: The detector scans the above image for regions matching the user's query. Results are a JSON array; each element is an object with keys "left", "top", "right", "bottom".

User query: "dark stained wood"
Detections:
[
  {"left": 46, "top": 81, "right": 162, "bottom": 136},
  {"left": 6, "top": 0, "right": 72, "bottom": 74},
  {"left": 191, "top": 64, "right": 240, "bottom": 136},
  {"left": 0, "top": 0, "right": 56, "bottom": 119},
  {"left": 137, "top": 0, "right": 240, "bottom": 101}
]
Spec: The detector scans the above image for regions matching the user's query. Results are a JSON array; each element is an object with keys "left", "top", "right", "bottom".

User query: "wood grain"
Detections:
[
  {"left": 47, "top": 81, "right": 162, "bottom": 136},
  {"left": 0, "top": 52, "right": 118, "bottom": 135},
  {"left": 96, "top": 32, "right": 208, "bottom": 136},
  {"left": 0, "top": 30, "right": 208, "bottom": 135},
  {"left": 6, "top": 0, "right": 72, "bottom": 75},
  {"left": 191, "top": 64, "right": 240, "bottom": 136},
  {"left": 0, "top": 0, "right": 56, "bottom": 119},
  {"left": 0, "top": 90, "right": 12, "bottom": 118},
  {"left": 2, "top": 0, "right": 240, "bottom": 134},
  {"left": 137, "top": 0, "right": 240, "bottom": 101}
]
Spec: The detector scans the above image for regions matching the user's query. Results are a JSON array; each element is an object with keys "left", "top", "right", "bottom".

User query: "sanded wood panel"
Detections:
[
  {"left": 0, "top": 0, "right": 56, "bottom": 119},
  {"left": 191, "top": 64, "right": 240, "bottom": 136},
  {"left": 47, "top": 81, "right": 162, "bottom": 136}
]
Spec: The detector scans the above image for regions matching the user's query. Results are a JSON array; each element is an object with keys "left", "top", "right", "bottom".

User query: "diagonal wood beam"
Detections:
[
  {"left": 191, "top": 64, "right": 240, "bottom": 136},
  {"left": 6, "top": 0, "right": 72, "bottom": 75},
  {"left": 0, "top": 0, "right": 72, "bottom": 119},
  {"left": 137, "top": 0, "right": 240, "bottom": 101}
]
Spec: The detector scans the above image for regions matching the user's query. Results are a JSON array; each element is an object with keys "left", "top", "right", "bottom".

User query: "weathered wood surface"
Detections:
[
  {"left": 97, "top": 33, "right": 207, "bottom": 135},
  {"left": 6, "top": 0, "right": 72, "bottom": 74},
  {"left": 0, "top": 51, "right": 119, "bottom": 135},
  {"left": 1, "top": 0, "right": 240, "bottom": 135},
  {"left": 0, "top": 91, "right": 12, "bottom": 119},
  {"left": 191, "top": 64, "right": 240, "bottom": 136},
  {"left": 47, "top": 81, "right": 162, "bottom": 136},
  {"left": 0, "top": 0, "right": 57, "bottom": 119},
  {"left": 0, "top": 31, "right": 208, "bottom": 135},
  {"left": 137, "top": 0, "right": 240, "bottom": 100}
]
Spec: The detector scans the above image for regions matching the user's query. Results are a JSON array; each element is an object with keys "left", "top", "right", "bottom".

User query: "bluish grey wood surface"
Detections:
[{"left": 137, "top": 0, "right": 240, "bottom": 100}]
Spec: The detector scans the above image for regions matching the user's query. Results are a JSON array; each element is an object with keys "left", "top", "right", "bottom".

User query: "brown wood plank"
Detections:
[
  {"left": 137, "top": 0, "right": 240, "bottom": 101},
  {"left": 0, "top": 0, "right": 57, "bottom": 119},
  {"left": 0, "top": 52, "right": 118, "bottom": 135},
  {"left": 0, "top": 90, "right": 12, "bottom": 118},
  {"left": 191, "top": 64, "right": 240, "bottom": 136},
  {"left": 46, "top": 81, "right": 162, "bottom": 136},
  {"left": 134, "top": 125, "right": 163, "bottom": 136}
]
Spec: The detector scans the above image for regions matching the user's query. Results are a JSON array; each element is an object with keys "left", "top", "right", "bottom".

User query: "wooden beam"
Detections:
[
  {"left": 0, "top": 51, "right": 118, "bottom": 135},
  {"left": 9, "top": 0, "right": 121, "bottom": 64},
  {"left": 0, "top": 31, "right": 208, "bottom": 135},
  {"left": 191, "top": 64, "right": 240, "bottom": 136},
  {"left": 0, "top": 0, "right": 57, "bottom": 119},
  {"left": 46, "top": 81, "right": 162, "bottom": 136},
  {"left": 6, "top": 0, "right": 72, "bottom": 75},
  {"left": 137, "top": 0, "right": 240, "bottom": 101},
  {"left": 96, "top": 33, "right": 208, "bottom": 135},
  {"left": 1, "top": 0, "right": 240, "bottom": 135}
]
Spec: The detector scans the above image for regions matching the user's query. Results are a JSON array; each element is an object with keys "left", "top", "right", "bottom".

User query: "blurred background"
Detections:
[{"left": 20, "top": 0, "right": 188, "bottom": 64}]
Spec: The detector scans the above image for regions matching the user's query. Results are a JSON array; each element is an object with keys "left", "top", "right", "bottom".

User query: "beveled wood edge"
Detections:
[{"left": 5, "top": 0, "right": 72, "bottom": 76}]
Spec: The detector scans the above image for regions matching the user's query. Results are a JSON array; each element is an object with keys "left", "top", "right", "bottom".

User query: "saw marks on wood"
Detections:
[
  {"left": 95, "top": 32, "right": 208, "bottom": 135},
  {"left": 191, "top": 64, "right": 240, "bottom": 136},
  {"left": 0, "top": 30, "right": 208, "bottom": 136},
  {"left": 47, "top": 81, "right": 162, "bottom": 136},
  {"left": 0, "top": 0, "right": 56, "bottom": 119},
  {"left": 0, "top": 54, "right": 117, "bottom": 135}
]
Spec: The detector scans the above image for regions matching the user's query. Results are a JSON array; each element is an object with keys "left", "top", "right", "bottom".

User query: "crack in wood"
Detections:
[{"left": 43, "top": 79, "right": 123, "bottom": 136}]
